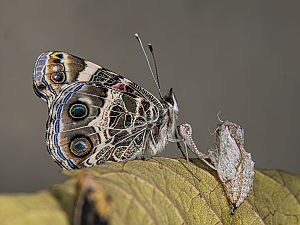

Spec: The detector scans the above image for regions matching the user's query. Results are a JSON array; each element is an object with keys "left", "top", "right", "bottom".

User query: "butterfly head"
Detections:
[
  {"left": 163, "top": 88, "right": 179, "bottom": 114},
  {"left": 161, "top": 88, "right": 179, "bottom": 142}
]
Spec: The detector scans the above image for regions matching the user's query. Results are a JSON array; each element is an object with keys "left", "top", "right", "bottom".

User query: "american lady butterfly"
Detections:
[{"left": 33, "top": 35, "right": 187, "bottom": 170}]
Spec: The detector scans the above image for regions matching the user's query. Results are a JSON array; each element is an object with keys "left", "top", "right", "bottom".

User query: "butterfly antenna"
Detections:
[
  {"left": 134, "top": 33, "right": 163, "bottom": 99},
  {"left": 148, "top": 43, "right": 161, "bottom": 93}
]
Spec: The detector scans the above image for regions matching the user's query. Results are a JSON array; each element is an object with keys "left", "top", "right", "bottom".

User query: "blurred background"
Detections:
[{"left": 0, "top": 0, "right": 299, "bottom": 192}]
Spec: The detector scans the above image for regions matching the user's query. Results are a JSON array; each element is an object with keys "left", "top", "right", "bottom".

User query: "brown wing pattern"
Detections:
[{"left": 47, "top": 81, "right": 160, "bottom": 169}]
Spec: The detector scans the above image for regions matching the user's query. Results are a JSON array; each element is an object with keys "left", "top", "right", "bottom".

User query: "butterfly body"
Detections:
[{"left": 33, "top": 51, "right": 179, "bottom": 169}]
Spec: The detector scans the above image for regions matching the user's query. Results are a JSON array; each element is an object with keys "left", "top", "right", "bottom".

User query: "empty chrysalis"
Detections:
[
  {"left": 209, "top": 119, "right": 255, "bottom": 213},
  {"left": 178, "top": 119, "right": 255, "bottom": 214}
]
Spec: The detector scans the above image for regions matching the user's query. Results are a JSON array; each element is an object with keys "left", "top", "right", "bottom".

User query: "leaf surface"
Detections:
[{"left": 0, "top": 157, "right": 299, "bottom": 225}]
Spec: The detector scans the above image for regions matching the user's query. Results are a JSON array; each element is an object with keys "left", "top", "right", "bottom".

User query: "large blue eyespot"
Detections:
[
  {"left": 70, "top": 137, "right": 92, "bottom": 157},
  {"left": 69, "top": 103, "right": 88, "bottom": 119}
]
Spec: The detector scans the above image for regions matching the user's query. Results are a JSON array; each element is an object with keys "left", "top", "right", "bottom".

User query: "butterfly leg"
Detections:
[
  {"left": 178, "top": 123, "right": 216, "bottom": 170},
  {"left": 183, "top": 142, "right": 189, "bottom": 162},
  {"left": 139, "top": 130, "right": 150, "bottom": 160},
  {"left": 174, "top": 127, "right": 203, "bottom": 181},
  {"left": 173, "top": 130, "right": 189, "bottom": 161},
  {"left": 166, "top": 133, "right": 193, "bottom": 161},
  {"left": 167, "top": 138, "right": 184, "bottom": 142}
]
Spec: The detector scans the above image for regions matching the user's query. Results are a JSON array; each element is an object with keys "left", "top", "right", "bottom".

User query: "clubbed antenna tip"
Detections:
[
  {"left": 134, "top": 33, "right": 163, "bottom": 99},
  {"left": 148, "top": 43, "right": 153, "bottom": 52}
]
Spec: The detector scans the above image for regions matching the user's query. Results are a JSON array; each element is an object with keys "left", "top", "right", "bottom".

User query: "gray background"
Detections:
[{"left": 0, "top": 0, "right": 299, "bottom": 192}]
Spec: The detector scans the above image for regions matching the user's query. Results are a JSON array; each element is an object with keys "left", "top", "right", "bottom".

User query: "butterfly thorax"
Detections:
[{"left": 147, "top": 101, "right": 178, "bottom": 156}]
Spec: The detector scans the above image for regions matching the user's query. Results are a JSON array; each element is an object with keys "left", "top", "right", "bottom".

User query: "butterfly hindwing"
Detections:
[{"left": 47, "top": 81, "right": 159, "bottom": 169}]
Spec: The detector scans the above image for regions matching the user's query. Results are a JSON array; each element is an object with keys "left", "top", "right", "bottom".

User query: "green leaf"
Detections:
[
  {"left": 0, "top": 191, "right": 70, "bottom": 225},
  {"left": 0, "top": 157, "right": 300, "bottom": 225}
]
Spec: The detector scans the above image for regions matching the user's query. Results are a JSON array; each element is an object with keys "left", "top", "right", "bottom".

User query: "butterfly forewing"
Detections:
[
  {"left": 33, "top": 51, "right": 163, "bottom": 110},
  {"left": 33, "top": 51, "right": 97, "bottom": 105}
]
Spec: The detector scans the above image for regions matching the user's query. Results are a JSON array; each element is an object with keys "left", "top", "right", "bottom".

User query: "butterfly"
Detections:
[{"left": 33, "top": 35, "right": 182, "bottom": 170}]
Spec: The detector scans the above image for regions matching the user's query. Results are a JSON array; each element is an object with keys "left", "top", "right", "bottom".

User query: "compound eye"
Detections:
[
  {"left": 69, "top": 137, "right": 92, "bottom": 157},
  {"left": 50, "top": 72, "right": 66, "bottom": 84}
]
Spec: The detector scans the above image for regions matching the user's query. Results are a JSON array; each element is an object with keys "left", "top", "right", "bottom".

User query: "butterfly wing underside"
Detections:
[
  {"left": 33, "top": 51, "right": 163, "bottom": 109},
  {"left": 34, "top": 51, "right": 165, "bottom": 169},
  {"left": 47, "top": 81, "right": 160, "bottom": 169}
]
